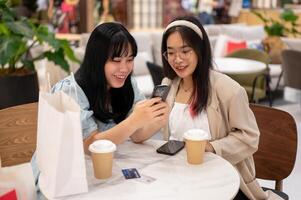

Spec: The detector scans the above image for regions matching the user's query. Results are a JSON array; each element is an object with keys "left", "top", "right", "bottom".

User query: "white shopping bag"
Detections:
[{"left": 36, "top": 77, "right": 88, "bottom": 198}]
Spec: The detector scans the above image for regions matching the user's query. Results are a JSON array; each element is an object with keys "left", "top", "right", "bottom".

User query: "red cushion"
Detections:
[
  {"left": 0, "top": 189, "right": 17, "bottom": 200},
  {"left": 226, "top": 41, "right": 247, "bottom": 54}
]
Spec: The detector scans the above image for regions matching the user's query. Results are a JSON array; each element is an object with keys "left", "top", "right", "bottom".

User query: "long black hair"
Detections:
[
  {"left": 161, "top": 16, "right": 212, "bottom": 115},
  {"left": 75, "top": 22, "right": 137, "bottom": 124}
]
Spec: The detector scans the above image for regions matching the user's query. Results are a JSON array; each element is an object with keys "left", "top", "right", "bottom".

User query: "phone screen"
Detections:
[
  {"left": 156, "top": 140, "right": 185, "bottom": 156},
  {"left": 151, "top": 85, "right": 170, "bottom": 101}
]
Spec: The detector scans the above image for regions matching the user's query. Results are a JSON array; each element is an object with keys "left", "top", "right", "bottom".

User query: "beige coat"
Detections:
[{"left": 162, "top": 70, "right": 282, "bottom": 200}]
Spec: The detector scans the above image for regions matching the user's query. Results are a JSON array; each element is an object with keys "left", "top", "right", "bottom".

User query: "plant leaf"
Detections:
[
  {"left": 6, "top": 20, "right": 35, "bottom": 38},
  {"left": 0, "top": 0, "right": 16, "bottom": 22},
  {"left": 0, "top": 36, "right": 27, "bottom": 67},
  {"left": 0, "top": 23, "right": 9, "bottom": 35},
  {"left": 0, "top": 0, "right": 77, "bottom": 73},
  {"left": 44, "top": 48, "right": 70, "bottom": 72},
  {"left": 58, "top": 39, "right": 80, "bottom": 63},
  {"left": 281, "top": 9, "right": 298, "bottom": 22},
  {"left": 269, "top": 23, "right": 284, "bottom": 36},
  {"left": 36, "top": 25, "right": 60, "bottom": 49},
  {"left": 21, "top": 59, "right": 35, "bottom": 71}
]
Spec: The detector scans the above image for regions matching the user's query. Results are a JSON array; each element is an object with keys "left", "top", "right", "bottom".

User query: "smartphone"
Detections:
[
  {"left": 151, "top": 85, "right": 170, "bottom": 101},
  {"left": 156, "top": 140, "right": 185, "bottom": 156}
]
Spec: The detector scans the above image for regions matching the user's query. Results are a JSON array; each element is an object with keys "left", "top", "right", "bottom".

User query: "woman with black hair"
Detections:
[
  {"left": 31, "top": 22, "right": 169, "bottom": 199},
  {"left": 53, "top": 22, "right": 169, "bottom": 153},
  {"left": 158, "top": 16, "right": 282, "bottom": 200}
]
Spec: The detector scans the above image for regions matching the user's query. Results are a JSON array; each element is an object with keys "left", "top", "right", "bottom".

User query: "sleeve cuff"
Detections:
[
  {"left": 210, "top": 140, "right": 222, "bottom": 156},
  {"left": 82, "top": 125, "right": 98, "bottom": 140}
]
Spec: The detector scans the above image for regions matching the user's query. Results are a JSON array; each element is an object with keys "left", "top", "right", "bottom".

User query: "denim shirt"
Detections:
[
  {"left": 50, "top": 76, "right": 145, "bottom": 140},
  {"left": 31, "top": 76, "right": 145, "bottom": 199}
]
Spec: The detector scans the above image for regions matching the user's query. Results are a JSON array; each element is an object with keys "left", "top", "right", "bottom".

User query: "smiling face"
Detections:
[
  {"left": 165, "top": 31, "right": 198, "bottom": 79},
  {"left": 104, "top": 45, "right": 134, "bottom": 89}
]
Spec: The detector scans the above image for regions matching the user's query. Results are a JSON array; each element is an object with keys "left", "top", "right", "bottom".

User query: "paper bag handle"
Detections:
[
  {"left": 46, "top": 72, "right": 51, "bottom": 93},
  {"left": 69, "top": 72, "right": 79, "bottom": 102}
]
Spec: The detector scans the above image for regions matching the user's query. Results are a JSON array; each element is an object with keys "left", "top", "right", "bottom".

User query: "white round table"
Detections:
[
  {"left": 55, "top": 140, "right": 240, "bottom": 200},
  {"left": 214, "top": 57, "right": 267, "bottom": 74}
]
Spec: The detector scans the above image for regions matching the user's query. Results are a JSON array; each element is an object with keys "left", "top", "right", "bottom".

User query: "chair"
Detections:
[
  {"left": 0, "top": 103, "right": 38, "bottom": 167},
  {"left": 250, "top": 104, "right": 297, "bottom": 200},
  {"left": 146, "top": 61, "right": 164, "bottom": 86},
  {"left": 281, "top": 49, "right": 301, "bottom": 91},
  {"left": 281, "top": 37, "right": 301, "bottom": 51},
  {"left": 226, "top": 49, "right": 272, "bottom": 106}
]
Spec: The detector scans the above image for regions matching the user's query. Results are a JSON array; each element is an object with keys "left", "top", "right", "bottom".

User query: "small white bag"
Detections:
[
  {"left": 0, "top": 163, "right": 37, "bottom": 200},
  {"left": 36, "top": 74, "right": 88, "bottom": 199}
]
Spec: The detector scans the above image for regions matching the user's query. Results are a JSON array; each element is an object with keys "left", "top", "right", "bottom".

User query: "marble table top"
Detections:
[{"left": 55, "top": 139, "right": 240, "bottom": 200}]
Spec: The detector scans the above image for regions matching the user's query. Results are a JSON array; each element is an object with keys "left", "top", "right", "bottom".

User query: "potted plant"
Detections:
[
  {"left": 252, "top": 9, "right": 301, "bottom": 63},
  {"left": 0, "top": 0, "right": 80, "bottom": 109}
]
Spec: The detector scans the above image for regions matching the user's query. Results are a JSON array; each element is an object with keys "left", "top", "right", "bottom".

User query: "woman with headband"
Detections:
[{"left": 159, "top": 16, "right": 282, "bottom": 200}]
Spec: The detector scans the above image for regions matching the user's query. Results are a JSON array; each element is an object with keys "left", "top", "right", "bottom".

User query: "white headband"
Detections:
[{"left": 164, "top": 20, "right": 203, "bottom": 39}]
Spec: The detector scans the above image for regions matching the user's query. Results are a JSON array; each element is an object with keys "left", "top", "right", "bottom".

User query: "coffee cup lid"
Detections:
[
  {"left": 183, "top": 129, "right": 210, "bottom": 141},
  {"left": 89, "top": 140, "right": 116, "bottom": 153}
]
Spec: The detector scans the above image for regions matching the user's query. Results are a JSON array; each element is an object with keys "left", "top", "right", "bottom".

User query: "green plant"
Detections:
[
  {"left": 0, "top": 0, "right": 80, "bottom": 76},
  {"left": 253, "top": 9, "right": 301, "bottom": 37}
]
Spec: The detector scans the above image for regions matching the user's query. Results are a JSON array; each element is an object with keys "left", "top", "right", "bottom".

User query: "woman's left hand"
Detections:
[{"left": 205, "top": 142, "right": 215, "bottom": 153}]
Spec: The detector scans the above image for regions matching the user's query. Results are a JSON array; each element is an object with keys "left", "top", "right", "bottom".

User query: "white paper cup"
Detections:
[
  {"left": 183, "top": 129, "right": 209, "bottom": 165},
  {"left": 89, "top": 140, "right": 116, "bottom": 179}
]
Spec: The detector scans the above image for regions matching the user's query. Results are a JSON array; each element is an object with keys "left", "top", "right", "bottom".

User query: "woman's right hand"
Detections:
[{"left": 129, "top": 97, "right": 169, "bottom": 130}]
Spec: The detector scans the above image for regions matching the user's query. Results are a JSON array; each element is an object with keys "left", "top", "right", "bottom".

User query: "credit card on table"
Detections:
[{"left": 122, "top": 168, "right": 141, "bottom": 179}]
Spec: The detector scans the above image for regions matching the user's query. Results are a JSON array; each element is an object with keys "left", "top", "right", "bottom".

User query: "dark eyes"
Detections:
[{"left": 167, "top": 48, "right": 192, "bottom": 55}]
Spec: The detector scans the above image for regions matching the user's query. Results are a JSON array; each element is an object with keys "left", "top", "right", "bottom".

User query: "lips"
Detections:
[{"left": 175, "top": 65, "right": 188, "bottom": 70}]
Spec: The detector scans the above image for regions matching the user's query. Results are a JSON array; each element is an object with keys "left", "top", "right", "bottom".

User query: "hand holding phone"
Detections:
[
  {"left": 151, "top": 85, "right": 170, "bottom": 101},
  {"left": 156, "top": 140, "right": 185, "bottom": 156},
  {"left": 130, "top": 87, "right": 169, "bottom": 129}
]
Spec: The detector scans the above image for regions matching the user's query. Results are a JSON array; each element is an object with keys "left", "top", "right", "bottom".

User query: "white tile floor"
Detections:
[{"left": 258, "top": 103, "right": 301, "bottom": 199}]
